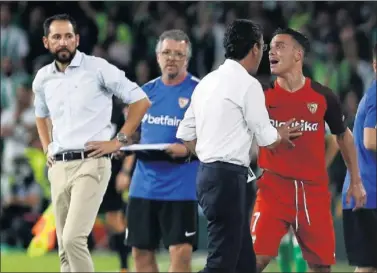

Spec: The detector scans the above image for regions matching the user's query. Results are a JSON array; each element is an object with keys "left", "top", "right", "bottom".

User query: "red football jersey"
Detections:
[{"left": 258, "top": 78, "right": 347, "bottom": 183}]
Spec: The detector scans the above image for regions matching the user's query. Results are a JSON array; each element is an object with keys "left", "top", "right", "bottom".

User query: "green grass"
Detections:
[{"left": 0, "top": 250, "right": 353, "bottom": 272}]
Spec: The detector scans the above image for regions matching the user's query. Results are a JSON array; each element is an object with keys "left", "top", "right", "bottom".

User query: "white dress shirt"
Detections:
[
  {"left": 32, "top": 50, "right": 147, "bottom": 155},
  {"left": 176, "top": 59, "right": 278, "bottom": 167}
]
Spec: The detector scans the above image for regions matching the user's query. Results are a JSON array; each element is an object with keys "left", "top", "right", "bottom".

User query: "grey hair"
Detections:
[{"left": 155, "top": 29, "right": 192, "bottom": 59}]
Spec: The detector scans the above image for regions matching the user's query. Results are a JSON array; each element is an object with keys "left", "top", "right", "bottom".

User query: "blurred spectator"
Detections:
[
  {"left": 92, "top": 44, "right": 108, "bottom": 59},
  {"left": 24, "top": 6, "right": 47, "bottom": 74},
  {"left": 79, "top": 1, "right": 132, "bottom": 69},
  {"left": 311, "top": 35, "right": 351, "bottom": 96},
  {"left": 0, "top": 132, "right": 45, "bottom": 249},
  {"left": 0, "top": 3, "right": 29, "bottom": 70},
  {"left": 1, "top": 81, "right": 36, "bottom": 202},
  {"left": 339, "top": 24, "right": 375, "bottom": 92},
  {"left": 1, "top": 57, "right": 29, "bottom": 110},
  {"left": 135, "top": 59, "right": 151, "bottom": 85},
  {"left": 311, "top": 10, "right": 336, "bottom": 59},
  {"left": 192, "top": 3, "right": 217, "bottom": 77}
]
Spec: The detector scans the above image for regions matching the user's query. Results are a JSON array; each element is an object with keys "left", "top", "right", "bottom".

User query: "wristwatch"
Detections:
[{"left": 116, "top": 132, "right": 129, "bottom": 145}]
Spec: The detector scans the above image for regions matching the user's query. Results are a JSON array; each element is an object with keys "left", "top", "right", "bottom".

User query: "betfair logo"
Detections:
[{"left": 142, "top": 114, "right": 181, "bottom": 127}]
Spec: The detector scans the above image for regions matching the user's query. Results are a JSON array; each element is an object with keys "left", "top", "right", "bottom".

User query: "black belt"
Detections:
[{"left": 54, "top": 151, "right": 111, "bottom": 162}]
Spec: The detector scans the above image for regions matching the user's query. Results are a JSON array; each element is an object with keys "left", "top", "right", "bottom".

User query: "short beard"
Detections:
[
  {"left": 166, "top": 72, "right": 179, "bottom": 79},
  {"left": 51, "top": 48, "right": 76, "bottom": 64}
]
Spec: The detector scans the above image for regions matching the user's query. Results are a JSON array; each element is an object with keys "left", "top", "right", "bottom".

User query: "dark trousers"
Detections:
[{"left": 197, "top": 161, "right": 256, "bottom": 273}]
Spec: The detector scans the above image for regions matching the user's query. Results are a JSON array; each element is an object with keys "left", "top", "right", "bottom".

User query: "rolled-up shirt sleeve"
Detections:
[
  {"left": 97, "top": 58, "right": 147, "bottom": 104},
  {"left": 243, "top": 81, "right": 278, "bottom": 147},
  {"left": 176, "top": 102, "right": 197, "bottom": 141},
  {"left": 32, "top": 71, "right": 50, "bottom": 118}
]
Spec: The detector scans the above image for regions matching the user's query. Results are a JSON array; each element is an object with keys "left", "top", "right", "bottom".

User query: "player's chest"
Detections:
[
  {"left": 147, "top": 90, "right": 191, "bottom": 118},
  {"left": 266, "top": 94, "right": 325, "bottom": 122}
]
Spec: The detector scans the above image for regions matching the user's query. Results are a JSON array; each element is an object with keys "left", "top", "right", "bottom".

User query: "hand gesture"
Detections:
[
  {"left": 85, "top": 139, "right": 122, "bottom": 158},
  {"left": 165, "top": 143, "right": 189, "bottom": 158},
  {"left": 277, "top": 118, "right": 303, "bottom": 148},
  {"left": 346, "top": 178, "right": 367, "bottom": 211}
]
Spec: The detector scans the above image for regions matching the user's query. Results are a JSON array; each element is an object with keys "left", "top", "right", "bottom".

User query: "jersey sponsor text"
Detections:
[{"left": 270, "top": 119, "right": 319, "bottom": 132}]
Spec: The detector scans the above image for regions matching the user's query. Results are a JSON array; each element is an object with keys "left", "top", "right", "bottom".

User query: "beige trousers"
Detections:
[{"left": 48, "top": 157, "right": 111, "bottom": 272}]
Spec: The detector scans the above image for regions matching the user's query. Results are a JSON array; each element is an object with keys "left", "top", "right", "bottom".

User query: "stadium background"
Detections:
[{"left": 0, "top": 1, "right": 376, "bottom": 272}]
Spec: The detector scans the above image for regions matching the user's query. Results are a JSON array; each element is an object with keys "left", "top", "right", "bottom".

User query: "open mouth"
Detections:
[{"left": 270, "top": 60, "right": 279, "bottom": 65}]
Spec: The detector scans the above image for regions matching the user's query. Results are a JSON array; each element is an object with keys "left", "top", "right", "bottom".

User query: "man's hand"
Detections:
[
  {"left": 85, "top": 139, "right": 123, "bottom": 158},
  {"left": 165, "top": 143, "right": 189, "bottom": 158},
  {"left": 46, "top": 156, "right": 55, "bottom": 168},
  {"left": 277, "top": 118, "right": 303, "bottom": 148},
  {"left": 115, "top": 171, "right": 131, "bottom": 193},
  {"left": 346, "top": 178, "right": 367, "bottom": 211}
]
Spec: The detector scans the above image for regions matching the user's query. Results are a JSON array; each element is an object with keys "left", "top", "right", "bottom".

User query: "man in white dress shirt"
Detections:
[
  {"left": 176, "top": 19, "right": 302, "bottom": 273},
  {"left": 33, "top": 14, "right": 150, "bottom": 272}
]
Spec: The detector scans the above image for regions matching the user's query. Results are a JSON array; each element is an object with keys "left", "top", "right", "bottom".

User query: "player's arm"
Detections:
[
  {"left": 115, "top": 125, "right": 140, "bottom": 193},
  {"left": 364, "top": 128, "right": 376, "bottom": 151},
  {"left": 324, "top": 90, "right": 360, "bottom": 182},
  {"left": 120, "top": 153, "right": 135, "bottom": 178},
  {"left": 243, "top": 82, "right": 281, "bottom": 149},
  {"left": 176, "top": 101, "right": 197, "bottom": 156},
  {"left": 33, "top": 73, "right": 52, "bottom": 155},
  {"left": 325, "top": 125, "right": 339, "bottom": 168},
  {"left": 98, "top": 58, "right": 151, "bottom": 139},
  {"left": 363, "top": 91, "right": 376, "bottom": 151}
]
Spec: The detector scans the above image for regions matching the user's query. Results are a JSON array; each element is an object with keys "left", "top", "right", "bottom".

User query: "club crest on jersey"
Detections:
[
  {"left": 178, "top": 97, "right": 189, "bottom": 108},
  {"left": 307, "top": 103, "right": 318, "bottom": 114}
]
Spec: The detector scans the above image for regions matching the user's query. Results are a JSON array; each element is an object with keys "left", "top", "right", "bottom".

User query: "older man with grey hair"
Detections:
[{"left": 125, "top": 29, "right": 200, "bottom": 272}]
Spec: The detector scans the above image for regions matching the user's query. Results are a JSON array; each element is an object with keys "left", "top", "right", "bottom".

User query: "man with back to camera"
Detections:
[
  {"left": 32, "top": 14, "right": 150, "bottom": 272},
  {"left": 342, "top": 43, "right": 377, "bottom": 273},
  {"left": 250, "top": 28, "right": 366, "bottom": 273},
  {"left": 125, "top": 29, "right": 200, "bottom": 273},
  {"left": 176, "top": 19, "right": 302, "bottom": 273}
]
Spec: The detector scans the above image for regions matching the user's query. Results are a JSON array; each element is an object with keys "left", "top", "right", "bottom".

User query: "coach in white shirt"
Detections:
[
  {"left": 33, "top": 14, "right": 150, "bottom": 272},
  {"left": 177, "top": 19, "right": 301, "bottom": 273}
]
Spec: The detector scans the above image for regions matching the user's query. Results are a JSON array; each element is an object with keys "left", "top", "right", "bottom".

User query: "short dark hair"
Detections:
[
  {"left": 223, "top": 19, "right": 263, "bottom": 60},
  {"left": 272, "top": 28, "right": 311, "bottom": 55},
  {"left": 43, "top": 14, "right": 78, "bottom": 37},
  {"left": 373, "top": 43, "right": 377, "bottom": 60}
]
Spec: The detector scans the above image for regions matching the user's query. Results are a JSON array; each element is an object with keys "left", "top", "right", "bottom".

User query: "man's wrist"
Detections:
[
  {"left": 183, "top": 145, "right": 190, "bottom": 156},
  {"left": 112, "top": 138, "right": 123, "bottom": 148},
  {"left": 116, "top": 132, "right": 130, "bottom": 146},
  {"left": 350, "top": 175, "right": 361, "bottom": 184}
]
